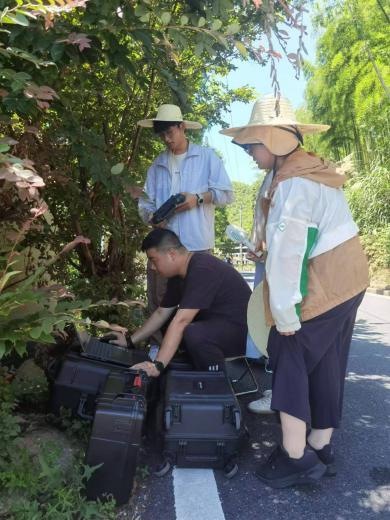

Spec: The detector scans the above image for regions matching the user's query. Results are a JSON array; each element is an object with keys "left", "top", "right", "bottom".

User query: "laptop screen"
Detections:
[{"left": 75, "top": 329, "right": 91, "bottom": 351}]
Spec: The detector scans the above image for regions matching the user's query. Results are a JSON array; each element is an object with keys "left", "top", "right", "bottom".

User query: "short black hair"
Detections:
[
  {"left": 153, "top": 121, "right": 182, "bottom": 134},
  {"left": 141, "top": 228, "right": 184, "bottom": 252}
]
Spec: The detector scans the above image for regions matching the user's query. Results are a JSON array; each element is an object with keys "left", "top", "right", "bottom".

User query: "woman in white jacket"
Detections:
[{"left": 221, "top": 95, "right": 369, "bottom": 489}]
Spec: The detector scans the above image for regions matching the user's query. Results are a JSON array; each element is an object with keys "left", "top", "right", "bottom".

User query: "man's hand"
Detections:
[
  {"left": 131, "top": 361, "right": 160, "bottom": 377},
  {"left": 150, "top": 219, "right": 167, "bottom": 229},
  {"left": 125, "top": 185, "right": 147, "bottom": 200},
  {"left": 101, "top": 331, "right": 127, "bottom": 347},
  {"left": 175, "top": 192, "right": 198, "bottom": 213}
]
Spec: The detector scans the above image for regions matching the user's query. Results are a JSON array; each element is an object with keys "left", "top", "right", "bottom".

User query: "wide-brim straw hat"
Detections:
[
  {"left": 247, "top": 282, "right": 270, "bottom": 357},
  {"left": 137, "top": 104, "right": 202, "bottom": 130},
  {"left": 220, "top": 95, "right": 330, "bottom": 155}
]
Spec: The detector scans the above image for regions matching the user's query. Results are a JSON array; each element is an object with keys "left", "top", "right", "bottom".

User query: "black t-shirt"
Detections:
[{"left": 160, "top": 253, "right": 251, "bottom": 326}]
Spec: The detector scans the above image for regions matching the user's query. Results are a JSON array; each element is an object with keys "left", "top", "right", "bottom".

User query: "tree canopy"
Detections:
[
  {"left": 0, "top": 0, "right": 308, "bottom": 357},
  {"left": 304, "top": 0, "right": 389, "bottom": 166},
  {"left": 303, "top": 0, "right": 390, "bottom": 278}
]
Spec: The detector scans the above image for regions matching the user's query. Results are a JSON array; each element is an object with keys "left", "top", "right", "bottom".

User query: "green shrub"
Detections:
[
  {"left": 0, "top": 374, "right": 116, "bottom": 519},
  {"left": 360, "top": 226, "right": 390, "bottom": 272}
]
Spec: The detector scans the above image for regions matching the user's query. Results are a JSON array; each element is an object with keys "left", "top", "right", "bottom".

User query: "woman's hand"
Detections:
[
  {"left": 131, "top": 361, "right": 160, "bottom": 377},
  {"left": 246, "top": 251, "right": 264, "bottom": 263}
]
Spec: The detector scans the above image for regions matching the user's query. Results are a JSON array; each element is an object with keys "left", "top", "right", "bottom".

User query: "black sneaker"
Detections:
[
  {"left": 311, "top": 444, "right": 337, "bottom": 477},
  {"left": 255, "top": 446, "right": 326, "bottom": 489}
]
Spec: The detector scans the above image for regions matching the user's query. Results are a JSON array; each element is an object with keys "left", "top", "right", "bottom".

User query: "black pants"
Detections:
[
  {"left": 181, "top": 318, "right": 247, "bottom": 371},
  {"left": 268, "top": 292, "right": 365, "bottom": 429}
]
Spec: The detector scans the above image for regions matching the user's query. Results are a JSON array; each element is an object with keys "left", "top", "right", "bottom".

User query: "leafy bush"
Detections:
[
  {"left": 360, "top": 226, "right": 390, "bottom": 272},
  {"left": 0, "top": 373, "right": 116, "bottom": 519},
  {"left": 1, "top": 446, "right": 116, "bottom": 519},
  {"left": 346, "top": 164, "right": 390, "bottom": 235},
  {"left": 0, "top": 369, "right": 21, "bottom": 448},
  {"left": 10, "top": 359, "right": 49, "bottom": 406}
]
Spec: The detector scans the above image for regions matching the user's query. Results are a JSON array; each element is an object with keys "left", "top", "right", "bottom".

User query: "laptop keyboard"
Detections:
[{"left": 86, "top": 338, "right": 120, "bottom": 360}]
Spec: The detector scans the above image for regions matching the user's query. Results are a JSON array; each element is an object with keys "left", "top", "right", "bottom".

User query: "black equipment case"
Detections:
[
  {"left": 85, "top": 371, "right": 148, "bottom": 505},
  {"left": 49, "top": 349, "right": 149, "bottom": 419},
  {"left": 160, "top": 370, "right": 245, "bottom": 477}
]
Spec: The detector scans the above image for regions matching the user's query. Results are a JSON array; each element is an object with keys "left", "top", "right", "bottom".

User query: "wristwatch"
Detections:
[
  {"left": 153, "top": 360, "right": 165, "bottom": 374},
  {"left": 195, "top": 193, "right": 204, "bottom": 206}
]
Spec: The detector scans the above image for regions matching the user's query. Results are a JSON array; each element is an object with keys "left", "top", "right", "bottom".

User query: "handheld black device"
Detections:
[{"left": 151, "top": 193, "right": 185, "bottom": 225}]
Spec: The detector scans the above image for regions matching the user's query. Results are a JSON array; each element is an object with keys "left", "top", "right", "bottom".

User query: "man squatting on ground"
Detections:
[
  {"left": 220, "top": 94, "right": 370, "bottom": 488},
  {"left": 134, "top": 104, "right": 233, "bottom": 344},
  {"left": 111, "top": 228, "right": 251, "bottom": 377}
]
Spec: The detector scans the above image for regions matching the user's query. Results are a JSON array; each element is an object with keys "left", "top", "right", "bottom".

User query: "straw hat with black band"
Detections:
[
  {"left": 220, "top": 94, "right": 330, "bottom": 156},
  {"left": 137, "top": 104, "right": 202, "bottom": 130}
]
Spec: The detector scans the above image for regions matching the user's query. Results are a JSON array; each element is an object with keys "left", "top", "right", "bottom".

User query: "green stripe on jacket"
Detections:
[{"left": 295, "top": 227, "right": 318, "bottom": 319}]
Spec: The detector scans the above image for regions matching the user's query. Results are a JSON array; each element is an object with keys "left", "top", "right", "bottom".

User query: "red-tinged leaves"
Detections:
[
  {"left": 24, "top": 83, "right": 59, "bottom": 109},
  {"left": 59, "top": 32, "right": 92, "bottom": 52},
  {"left": 242, "top": 0, "right": 262, "bottom": 9},
  {"left": 269, "top": 50, "right": 282, "bottom": 59},
  {"left": 44, "top": 14, "right": 55, "bottom": 31},
  {"left": 30, "top": 202, "right": 49, "bottom": 218},
  {"left": 22, "top": 159, "right": 37, "bottom": 172},
  {"left": 60, "top": 236, "right": 91, "bottom": 256},
  {"left": 0, "top": 161, "right": 44, "bottom": 201},
  {"left": 0, "top": 88, "right": 9, "bottom": 98}
]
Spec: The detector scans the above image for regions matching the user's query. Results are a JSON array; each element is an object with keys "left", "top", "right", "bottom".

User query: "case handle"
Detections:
[
  {"left": 77, "top": 394, "right": 94, "bottom": 421},
  {"left": 165, "top": 407, "right": 172, "bottom": 430},
  {"left": 234, "top": 409, "right": 241, "bottom": 431}
]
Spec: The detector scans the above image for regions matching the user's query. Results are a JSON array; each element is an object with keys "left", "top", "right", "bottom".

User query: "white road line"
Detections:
[{"left": 173, "top": 468, "right": 225, "bottom": 520}]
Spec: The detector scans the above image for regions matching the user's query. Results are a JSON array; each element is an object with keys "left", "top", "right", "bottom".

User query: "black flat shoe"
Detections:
[
  {"left": 255, "top": 445, "right": 326, "bottom": 489},
  {"left": 310, "top": 444, "right": 337, "bottom": 477}
]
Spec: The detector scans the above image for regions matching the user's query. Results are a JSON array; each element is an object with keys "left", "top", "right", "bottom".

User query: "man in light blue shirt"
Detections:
[{"left": 137, "top": 104, "right": 233, "bottom": 342}]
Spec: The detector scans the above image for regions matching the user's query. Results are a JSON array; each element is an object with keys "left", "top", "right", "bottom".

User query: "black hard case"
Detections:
[
  {"left": 50, "top": 350, "right": 148, "bottom": 419},
  {"left": 85, "top": 371, "right": 147, "bottom": 505},
  {"left": 162, "top": 370, "right": 244, "bottom": 469}
]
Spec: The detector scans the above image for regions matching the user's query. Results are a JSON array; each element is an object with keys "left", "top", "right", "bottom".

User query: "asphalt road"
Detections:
[{"left": 125, "top": 291, "right": 390, "bottom": 520}]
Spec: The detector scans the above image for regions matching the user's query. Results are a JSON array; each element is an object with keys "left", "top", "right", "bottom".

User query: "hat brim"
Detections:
[
  {"left": 230, "top": 126, "right": 301, "bottom": 156},
  {"left": 247, "top": 282, "right": 270, "bottom": 357},
  {"left": 220, "top": 122, "right": 330, "bottom": 136},
  {"left": 137, "top": 119, "right": 202, "bottom": 130}
]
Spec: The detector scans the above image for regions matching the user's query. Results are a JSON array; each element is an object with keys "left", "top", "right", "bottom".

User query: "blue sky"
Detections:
[{"left": 205, "top": 15, "right": 318, "bottom": 185}]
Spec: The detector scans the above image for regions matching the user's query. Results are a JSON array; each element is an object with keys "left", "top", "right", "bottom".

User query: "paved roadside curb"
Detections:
[{"left": 366, "top": 286, "right": 390, "bottom": 296}]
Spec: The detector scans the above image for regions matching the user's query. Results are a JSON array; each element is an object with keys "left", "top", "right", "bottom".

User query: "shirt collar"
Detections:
[{"left": 156, "top": 142, "right": 200, "bottom": 168}]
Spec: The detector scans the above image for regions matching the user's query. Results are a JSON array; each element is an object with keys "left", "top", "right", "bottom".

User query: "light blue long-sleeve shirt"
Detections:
[{"left": 138, "top": 143, "right": 234, "bottom": 251}]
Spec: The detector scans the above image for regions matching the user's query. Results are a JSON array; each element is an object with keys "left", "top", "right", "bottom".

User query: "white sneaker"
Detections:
[
  {"left": 262, "top": 389, "right": 272, "bottom": 398},
  {"left": 247, "top": 394, "right": 275, "bottom": 414}
]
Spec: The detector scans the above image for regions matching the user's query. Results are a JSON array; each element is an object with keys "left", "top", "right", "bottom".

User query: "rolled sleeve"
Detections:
[{"left": 138, "top": 165, "right": 158, "bottom": 223}]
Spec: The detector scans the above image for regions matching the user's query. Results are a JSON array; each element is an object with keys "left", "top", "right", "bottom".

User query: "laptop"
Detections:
[{"left": 76, "top": 330, "right": 149, "bottom": 367}]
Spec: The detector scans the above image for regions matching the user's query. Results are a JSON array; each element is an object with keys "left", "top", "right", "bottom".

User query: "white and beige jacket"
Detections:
[{"left": 257, "top": 149, "right": 369, "bottom": 333}]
